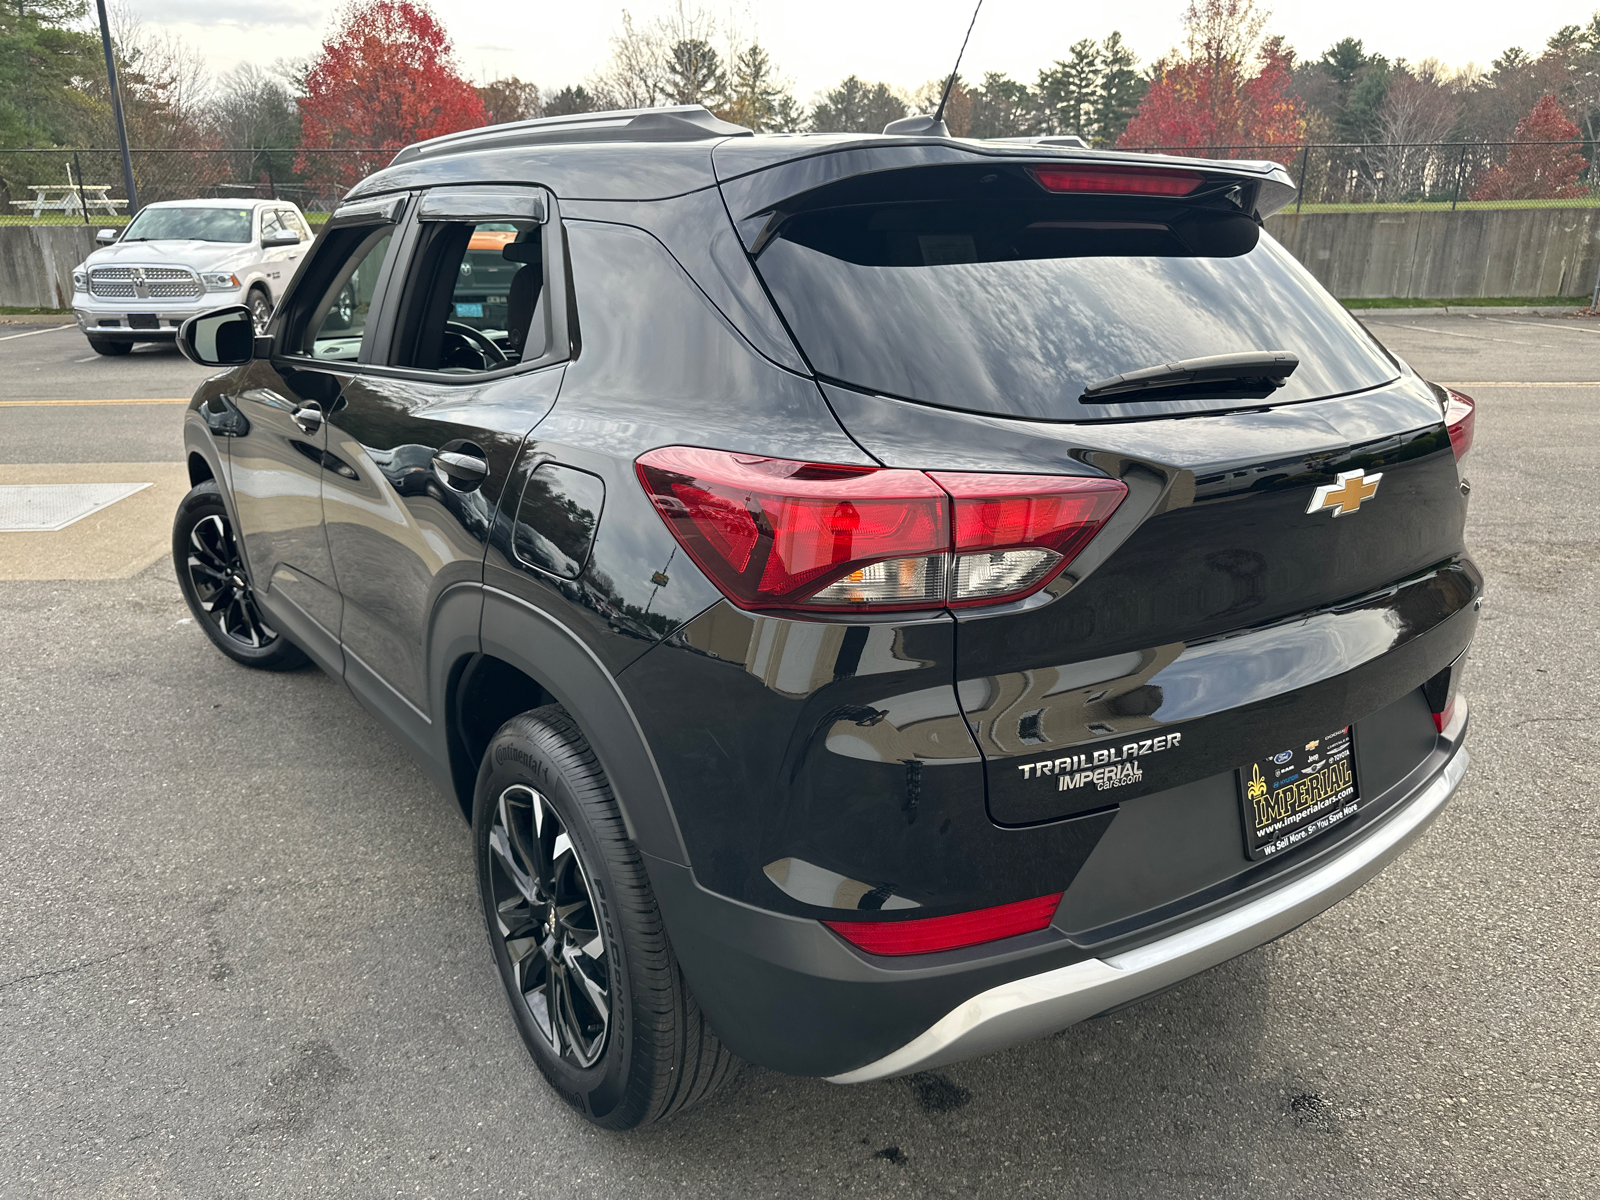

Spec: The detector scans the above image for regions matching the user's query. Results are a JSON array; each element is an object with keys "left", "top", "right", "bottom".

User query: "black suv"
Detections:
[{"left": 173, "top": 105, "right": 1478, "bottom": 1129}]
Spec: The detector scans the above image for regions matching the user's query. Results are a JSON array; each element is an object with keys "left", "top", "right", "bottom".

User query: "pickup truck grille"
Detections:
[{"left": 88, "top": 265, "right": 204, "bottom": 300}]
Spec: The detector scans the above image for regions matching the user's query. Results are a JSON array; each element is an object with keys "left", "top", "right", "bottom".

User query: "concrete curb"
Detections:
[
  {"left": 1346, "top": 305, "right": 1588, "bottom": 317},
  {"left": 0, "top": 314, "right": 76, "bottom": 325}
]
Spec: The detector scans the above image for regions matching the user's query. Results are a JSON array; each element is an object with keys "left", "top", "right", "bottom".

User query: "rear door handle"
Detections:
[
  {"left": 291, "top": 402, "right": 323, "bottom": 434},
  {"left": 433, "top": 450, "right": 489, "bottom": 490}
]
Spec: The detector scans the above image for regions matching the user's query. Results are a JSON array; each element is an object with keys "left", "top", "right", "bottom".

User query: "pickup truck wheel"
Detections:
[
  {"left": 172, "top": 481, "right": 307, "bottom": 671},
  {"left": 86, "top": 337, "right": 131, "bottom": 356},
  {"left": 474, "top": 706, "right": 737, "bottom": 1129},
  {"left": 247, "top": 287, "right": 273, "bottom": 336}
]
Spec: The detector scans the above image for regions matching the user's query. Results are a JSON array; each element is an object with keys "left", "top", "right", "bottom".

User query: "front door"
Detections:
[
  {"left": 226, "top": 212, "right": 401, "bottom": 668},
  {"left": 320, "top": 187, "right": 565, "bottom": 728}
]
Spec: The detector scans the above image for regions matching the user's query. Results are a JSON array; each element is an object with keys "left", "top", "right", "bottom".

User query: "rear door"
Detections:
[
  {"left": 319, "top": 185, "right": 568, "bottom": 735},
  {"left": 740, "top": 157, "right": 1474, "bottom": 827},
  {"left": 227, "top": 198, "right": 405, "bottom": 668}
]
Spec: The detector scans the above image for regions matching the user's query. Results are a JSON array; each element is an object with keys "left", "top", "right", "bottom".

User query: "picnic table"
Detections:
[{"left": 9, "top": 184, "right": 127, "bottom": 219}]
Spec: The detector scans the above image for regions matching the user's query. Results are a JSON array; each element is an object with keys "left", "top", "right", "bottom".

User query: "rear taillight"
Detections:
[
  {"left": 636, "top": 448, "right": 1127, "bottom": 613},
  {"left": 1444, "top": 388, "right": 1475, "bottom": 463},
  {"left": 825, "top": 892, "right": 1063, "bottom": 956},
  {"left": 1029, "top": 166, "right": 1204, "bottom": 196},
  {"left": 931, "top": 472, "right": 1130, "bottom": 607}
]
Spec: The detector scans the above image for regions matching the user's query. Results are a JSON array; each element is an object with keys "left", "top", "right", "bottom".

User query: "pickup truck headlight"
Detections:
[
  {"left": 72, "top": 270, "right": 87, "bottom": 292},
  {"left": 201, "top": 272, "right": 241, "bottom": 291}
]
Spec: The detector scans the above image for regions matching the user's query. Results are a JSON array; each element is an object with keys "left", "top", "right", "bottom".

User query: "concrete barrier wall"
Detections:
[
  {"left": 1266, "top": 206, "right": 1600, "bottom": 299},
  {"left": 0, "top": 225, "right": 97, "bottom": 308},
  {"left": 2, "top": 207, "right": 1596, "bottom": 307}
]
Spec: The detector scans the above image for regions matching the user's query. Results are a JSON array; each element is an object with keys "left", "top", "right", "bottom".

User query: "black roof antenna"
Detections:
[{"left": 883, "top": 0, "right": 985, "bottom": 136}]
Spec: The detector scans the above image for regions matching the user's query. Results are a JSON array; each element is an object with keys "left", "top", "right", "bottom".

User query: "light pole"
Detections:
[{"left": 94, "top": 0, "right": 138, "bottom": 217}]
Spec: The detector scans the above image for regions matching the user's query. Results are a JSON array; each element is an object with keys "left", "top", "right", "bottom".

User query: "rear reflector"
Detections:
[
  {"left": 636, "top": 449, "right": 1127, "bottom": 612},
  {"left": 1444, "top": 388, "right": 1475, "bottom": 462},
  {"left": 1030, "top": 166, "right": 1204, "bottom": 197},
  {"left": 825, "top": 892, "right": 1064, "bottom": 956},
  {"left": 1431, "top": 699, "right": 1456, "bottom": 734}
]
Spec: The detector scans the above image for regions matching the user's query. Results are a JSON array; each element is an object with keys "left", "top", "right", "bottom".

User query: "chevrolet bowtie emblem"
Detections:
[{"left": 1307, "top": 469, "right": 1382, "bottom": 517}]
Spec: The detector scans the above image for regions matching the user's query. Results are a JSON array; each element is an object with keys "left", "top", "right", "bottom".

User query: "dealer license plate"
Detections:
[
  {"left": 128, "top": 313, "right": 159, "bottom": 330},
  {"left": 1238, "top": 726, "right": 1359, "bottom": 860}
]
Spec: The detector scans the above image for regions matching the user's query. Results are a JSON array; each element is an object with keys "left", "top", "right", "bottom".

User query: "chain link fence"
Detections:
[
  {"left": 0, "top": 141, "right": 1593, "bottom": 225},
  {"left": 0, "top": 148, "right": 391, "bottom": 226}
]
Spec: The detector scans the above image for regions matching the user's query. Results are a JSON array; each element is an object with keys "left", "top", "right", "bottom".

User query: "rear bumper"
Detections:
[
  {"left": 650, "top": 697, "right": 1470, "bottom": 1080},
  {"left": 829, "top": 700, "right": 1469, "bottom": 1082}
]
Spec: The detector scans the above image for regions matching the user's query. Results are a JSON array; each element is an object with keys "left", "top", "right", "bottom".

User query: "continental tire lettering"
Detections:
[{"left": 495, "top": 743, "right": 551, "bottom": 784}]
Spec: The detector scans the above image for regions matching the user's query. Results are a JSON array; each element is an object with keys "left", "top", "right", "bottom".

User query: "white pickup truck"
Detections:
[{"left": 71, "top": 198, "right": 313, "bottom": 356}]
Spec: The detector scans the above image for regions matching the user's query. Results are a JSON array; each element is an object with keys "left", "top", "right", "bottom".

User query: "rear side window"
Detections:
[{"left": 751, "top": 164, "right": 1398, "bottom": 420}]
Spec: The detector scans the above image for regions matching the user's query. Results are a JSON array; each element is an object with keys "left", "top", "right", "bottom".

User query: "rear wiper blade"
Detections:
[{"left": 1081, "top": 351, "right": 1299, "bottom": 402}]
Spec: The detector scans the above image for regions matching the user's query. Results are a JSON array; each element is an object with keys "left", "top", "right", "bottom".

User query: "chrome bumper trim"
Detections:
[{"left": 828, "top": 720, "right": 1470, "bottom": 1084}]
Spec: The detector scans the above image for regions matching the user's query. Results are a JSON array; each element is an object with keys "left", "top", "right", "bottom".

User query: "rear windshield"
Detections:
[
  {"left": 752, "top": 169, "right": 1398, "bottom": 420},
  {"left": 122, "top": 207, "right": 252, "bottom": 244}
]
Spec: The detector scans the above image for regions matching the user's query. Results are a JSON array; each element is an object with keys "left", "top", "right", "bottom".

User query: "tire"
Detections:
[
  {"left": 474, "top": 706, "right": 736, "bottom": 1129},
  {"left": 247, "top": 286, "right": 273, "bottom": 336},
  {"left": 87, "top": 337, "right": 132, "bottom": 356},
  {"left": 171, "top": 481, "right": 308, "bottom": 671}
]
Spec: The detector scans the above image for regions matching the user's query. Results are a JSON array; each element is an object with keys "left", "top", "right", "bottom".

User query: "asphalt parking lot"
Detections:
[{"left": 1, "top": 314, "right": 1596, "bottom": 1198}]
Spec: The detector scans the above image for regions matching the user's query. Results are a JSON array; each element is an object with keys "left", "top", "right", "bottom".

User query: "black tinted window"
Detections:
[{"left": 754, "top": 183, "right": 1397, "bottom": 421}]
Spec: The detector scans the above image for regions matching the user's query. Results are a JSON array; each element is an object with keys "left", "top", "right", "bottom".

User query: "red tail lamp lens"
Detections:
[
  {"left": 826, "top": 892, "right": 1064, "bottom": 956},
  {"left": 637, "top": 449, "right": 1128, "bottom": 613},
  {"left": 1444, "top": 388, "right": 1475, "bottom": 462},
  {"left": 1030, "top": 166, "right": 1204, "bottom": 196},
  {"left": 931, "top": 472, "right": 1128, "bottom": 606},
  {"left": 635, "top": 447, "right": 948, "bottom": 611}
]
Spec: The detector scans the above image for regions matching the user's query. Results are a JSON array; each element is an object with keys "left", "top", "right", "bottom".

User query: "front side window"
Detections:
[
  {"left": 121, "top": 206, "right": 253, "bottom": 244},
  {"left": 260, "top": 210, "right": 283, "bottom": 240},
  {"left": 280, "top": 210, "right": 310, "bottom": 239},
  {"left": 293, "top": 226, "right": 395, "bottom": 362},
  {"left": 389, "top": 219, "right": 545, "bottom": 374}
]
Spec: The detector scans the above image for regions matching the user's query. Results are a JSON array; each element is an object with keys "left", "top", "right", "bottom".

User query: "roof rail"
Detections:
[
  {"left": 390, "top": 105, "right": 753, "bottom": 165},
  {"left": 985, "top": 135, "right": 1089, "bottom": 149}
]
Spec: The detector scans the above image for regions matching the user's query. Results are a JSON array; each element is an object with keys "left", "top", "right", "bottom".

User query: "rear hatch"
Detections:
[{"left": 726, "top": 148, "right": 1475, "bottom": 829}]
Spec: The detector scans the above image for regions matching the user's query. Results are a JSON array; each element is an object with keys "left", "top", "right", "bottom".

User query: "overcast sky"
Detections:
[{"left": 133, "top": 0, "right": 1599, "bottom": 100}]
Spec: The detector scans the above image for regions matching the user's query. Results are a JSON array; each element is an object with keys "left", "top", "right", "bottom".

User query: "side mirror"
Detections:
[
  {"left": 262, "top": 228, "right": 301, "bottom": 247},
  {"left": 95, "top": 228, "right": 119, "bottom": 245},
  {"left": 178, "top": 306, "right": 259, "bottom": 367}
]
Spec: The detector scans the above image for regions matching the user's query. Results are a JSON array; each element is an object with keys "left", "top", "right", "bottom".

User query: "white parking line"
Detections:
[
  {"left": 0, "top": 325, "right": 74, "bottom": 342},
  {"left": 1386, "top": 322, "right": 1557, "bottom": 348}
]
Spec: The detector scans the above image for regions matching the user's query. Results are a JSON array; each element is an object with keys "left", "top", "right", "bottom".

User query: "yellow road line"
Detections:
[{"left": 0, "top": 397, "right": 190, "bottom": 408}]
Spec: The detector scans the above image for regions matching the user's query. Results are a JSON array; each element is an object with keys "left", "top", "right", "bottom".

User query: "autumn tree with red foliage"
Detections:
[
  {"left": 1470, "top": 95, "right": 1589, "bottom": 201},
  {"left": 1117, "top": 0, "right": 1304, "bottom": 161},
  {"left": 297, "top": 0, "right": 487, "bottom": 191}
]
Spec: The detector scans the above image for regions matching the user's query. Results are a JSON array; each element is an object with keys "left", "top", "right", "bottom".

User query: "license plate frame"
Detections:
[{"left": 1238, "top": 726, "right": 1360, "bottom": 861}]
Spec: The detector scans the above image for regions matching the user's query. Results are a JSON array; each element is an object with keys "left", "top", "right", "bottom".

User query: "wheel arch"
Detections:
[
  {"left": 187, "top": 450, "right": 214, "bottom": 487},
  {"left": 448, "top": 587, "right": 690, "bottom": 867}
]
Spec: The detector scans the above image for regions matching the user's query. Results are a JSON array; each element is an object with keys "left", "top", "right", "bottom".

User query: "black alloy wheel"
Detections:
[
  {"left": 247, "top": 287, "right": 273, "bottom": 336},
  {"left": 487, "top": 783, "right": 610, "bottom": 1067},
  {"left": 171, "top": 481, "right": 307, "bottom": 670},
  {"left": 474, "top": 707, "right": 736, "bottom": 1128}
]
